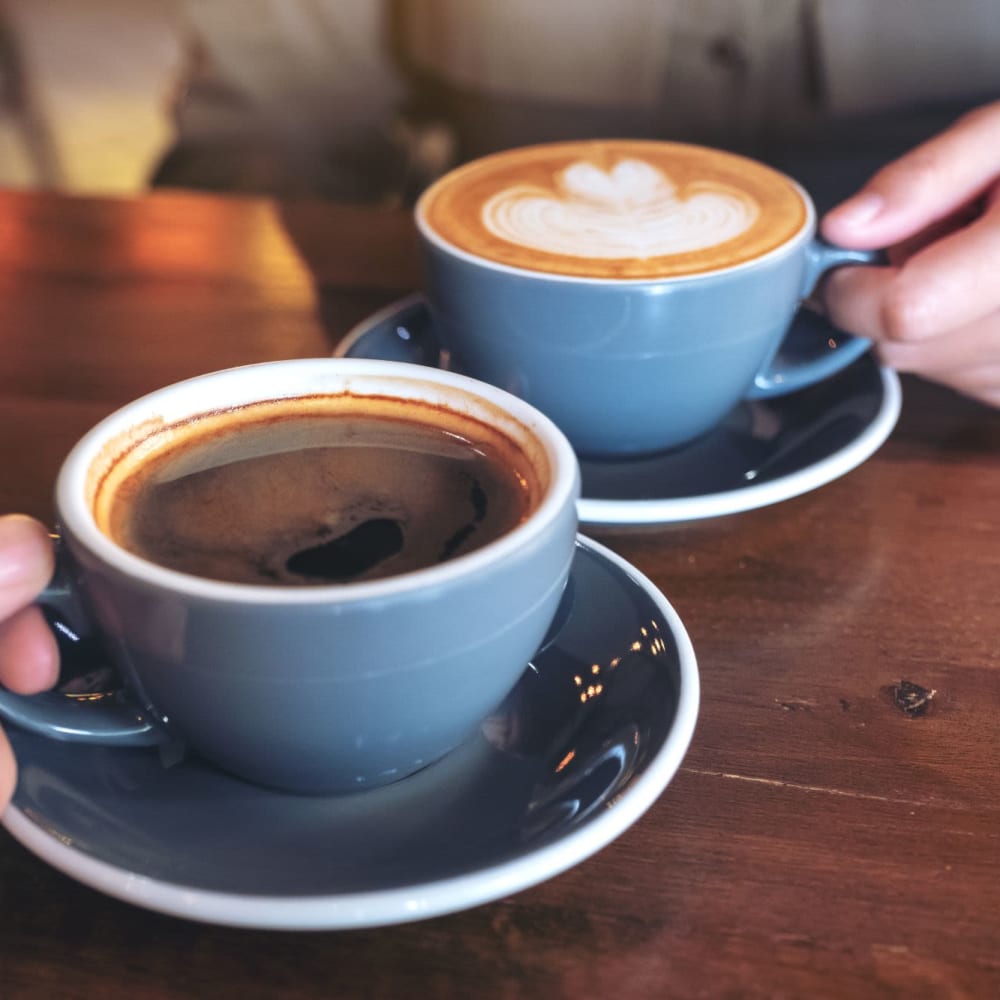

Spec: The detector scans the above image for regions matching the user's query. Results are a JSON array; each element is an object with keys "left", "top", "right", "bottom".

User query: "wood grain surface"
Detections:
[{"left": 0, "top": 188, "right": 998, "bottom": 1000}]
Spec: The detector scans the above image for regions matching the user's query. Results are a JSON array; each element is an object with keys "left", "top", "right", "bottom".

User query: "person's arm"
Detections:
[
  {"left": 0, "top": 516, "right": 58, "bottom": 808},
  {"left": 820, "top": 100, "right": 1000, "bottom": 408}
]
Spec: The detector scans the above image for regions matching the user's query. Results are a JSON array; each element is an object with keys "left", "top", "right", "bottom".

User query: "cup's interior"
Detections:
[{"left": 63, "top": 361, "right": 572, "bottom": 596}]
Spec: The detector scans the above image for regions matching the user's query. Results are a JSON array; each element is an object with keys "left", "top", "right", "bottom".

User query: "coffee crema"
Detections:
[
  {"left": 92, "top": 395, "right": 541, "bottom": 586},
  {"left": 418, "top": 140, "right": 808, "bottom": 279}
]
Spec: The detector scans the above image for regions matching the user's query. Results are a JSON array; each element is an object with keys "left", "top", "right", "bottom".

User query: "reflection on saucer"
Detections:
[
  {"left": 335, "top": 295, "right": 902, "bottom": 527},
  {"left": 3, "top": 536, "right": 698, "bottom": 930}
]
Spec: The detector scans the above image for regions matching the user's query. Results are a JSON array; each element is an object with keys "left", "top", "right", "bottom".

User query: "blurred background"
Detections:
[{"left": 0, "top": 0, "right": 997, "bottom": 208}]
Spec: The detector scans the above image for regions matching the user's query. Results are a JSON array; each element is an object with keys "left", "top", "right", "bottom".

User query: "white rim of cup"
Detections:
[
  {"left": 56, "top": 359, "right": 580, "bottom": 606},
  {"left": 414, "top": 142, "right": 817, "bottom": 285}
]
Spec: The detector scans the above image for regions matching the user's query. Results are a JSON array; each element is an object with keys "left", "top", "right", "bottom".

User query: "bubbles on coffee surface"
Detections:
[
  {"left": 482, "top": 158, "right": 759, "bottom": 260},
  {"left": 105, "top": 411, "right": 535, "bottom": 586}
]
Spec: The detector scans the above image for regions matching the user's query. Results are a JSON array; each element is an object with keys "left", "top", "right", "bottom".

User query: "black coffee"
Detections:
[{"left": 97, "top": 397, "right": 539, "bottom": 586}]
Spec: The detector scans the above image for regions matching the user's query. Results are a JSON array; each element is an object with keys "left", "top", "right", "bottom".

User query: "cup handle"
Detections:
[
  {"left": 748, "top": 241, "right": 885, "bottom": 399},
  {"left": 0, "top": 534, "right": 166, "bottom": 746}
]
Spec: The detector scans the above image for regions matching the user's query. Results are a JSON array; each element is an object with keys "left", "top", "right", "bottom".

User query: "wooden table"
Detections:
[{"left": 0, "top": 188, "right": 998, "bottom": 999}]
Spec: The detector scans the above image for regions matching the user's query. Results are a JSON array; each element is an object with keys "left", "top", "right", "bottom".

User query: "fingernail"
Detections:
[{"left": 833, "top": 192, "right": 885, "bottom": 228}]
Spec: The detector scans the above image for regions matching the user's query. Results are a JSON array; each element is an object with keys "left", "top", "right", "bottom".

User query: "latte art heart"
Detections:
[
  {"left": 481, "top": 159, "right": 760, "bottom": 260},
  {"left": 417, "top": 140, "right": 809, "bottom": 278}
]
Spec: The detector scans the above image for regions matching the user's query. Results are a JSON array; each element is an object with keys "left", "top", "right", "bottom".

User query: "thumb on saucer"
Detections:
[{"left": 0, "top": 515, "right": 59, "bottom": 695}]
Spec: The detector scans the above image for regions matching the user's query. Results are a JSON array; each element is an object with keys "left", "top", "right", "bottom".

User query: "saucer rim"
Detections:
[
  {"left": 582, "top": 365, "right": 901, "bottom": 525},
  {"left": 335, "top": 294, "right": 902, "bottom": 527},
  {"left": 1, "top": 534, "right": 699, "bottom": 931}
]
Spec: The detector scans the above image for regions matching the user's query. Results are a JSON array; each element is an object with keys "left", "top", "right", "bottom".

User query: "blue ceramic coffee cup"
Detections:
[
  {"left": 416, "top": 140, "right": 879, "bottom": 457},
  {"left": 0, "top": 359, "right": 580, "bottom": 793}
]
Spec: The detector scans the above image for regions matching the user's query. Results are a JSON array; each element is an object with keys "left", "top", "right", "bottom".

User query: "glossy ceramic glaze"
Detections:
[
  {"left": 0, "top": 359, "right": 580, "bottom": 792},
  {"left": 336, "top": 297, "right": 901, "bottom": 525},
  {"left": 417, "top": 186, "right": 876, "bottom": 456},
  {"left": 3, "top": 537, "right": 699, "bottom": 930}
]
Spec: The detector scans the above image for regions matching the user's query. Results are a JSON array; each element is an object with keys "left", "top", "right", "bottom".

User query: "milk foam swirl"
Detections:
[{"left": 481, "top": 158, "right": 759, "bottom": 260}]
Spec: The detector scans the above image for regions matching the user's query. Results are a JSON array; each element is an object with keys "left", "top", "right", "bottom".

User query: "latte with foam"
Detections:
[{"left": 418, "top": 140, "right": 809, "bottom": 279}]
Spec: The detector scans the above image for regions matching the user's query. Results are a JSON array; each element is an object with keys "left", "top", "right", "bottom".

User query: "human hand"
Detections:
[
  {"left": 0, "top": 516, "right": 59, "bottom": 810},
  {"left": 821, "top": 100, "right": 1000, "bottom": 407}
]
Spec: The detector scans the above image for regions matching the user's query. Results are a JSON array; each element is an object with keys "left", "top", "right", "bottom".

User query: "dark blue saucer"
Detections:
[{"left": 2, "top": 537, "right": 698, "bottom": 930}]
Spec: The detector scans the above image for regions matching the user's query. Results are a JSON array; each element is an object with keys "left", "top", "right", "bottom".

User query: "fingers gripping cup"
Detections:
[
  {"left": 416, "top": 139, "right": 879, "bottom": 457},
  {"left": 0, "top": 359, "right": 580, "bottom": 793}
]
